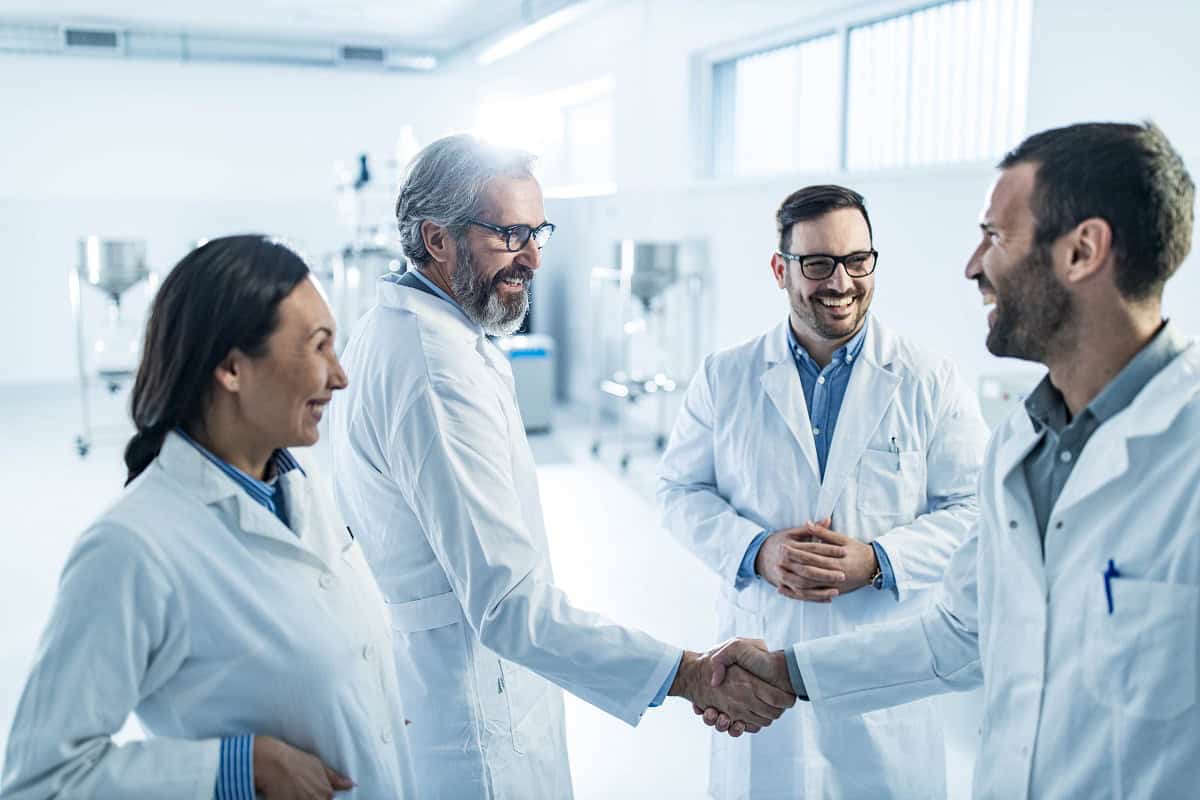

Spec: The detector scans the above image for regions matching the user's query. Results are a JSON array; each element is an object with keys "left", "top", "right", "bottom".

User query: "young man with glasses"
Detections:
[
  {"left": 328, "top": 134, "right": 796, "bottom": 799},
  {"left": 657, "top": 184, "right": 989, "bottom": 798}
]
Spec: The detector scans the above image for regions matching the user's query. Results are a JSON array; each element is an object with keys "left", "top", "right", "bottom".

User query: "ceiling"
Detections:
[{"left": 0, "top": 0, "right": 567, "bottom": 53}]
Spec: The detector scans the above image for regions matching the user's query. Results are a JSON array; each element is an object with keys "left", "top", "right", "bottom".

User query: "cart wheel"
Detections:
[
  {"left": 590, "top": 442, "right": 601, "bottom": 457},
  {"left": 619, "top": 455, "right": 630, "bottom": 472}
]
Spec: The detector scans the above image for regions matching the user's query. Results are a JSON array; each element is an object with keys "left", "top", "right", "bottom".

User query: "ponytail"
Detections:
[{"left": 123, "top": 423, "right": 171, "bottom": 486}]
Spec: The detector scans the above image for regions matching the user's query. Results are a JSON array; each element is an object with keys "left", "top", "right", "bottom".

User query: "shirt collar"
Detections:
[
  {"left": 786, "top": 317, "right": 869, "bottom": 372},
  {"left": 174, "top": 428, "right": 303, "bottom": 492},
  {"left": 409, "top": 268, "right": 465, "bottom": 313},
  {"left": 1025, "top": 319, "right": 1187, "bottom": 433}
]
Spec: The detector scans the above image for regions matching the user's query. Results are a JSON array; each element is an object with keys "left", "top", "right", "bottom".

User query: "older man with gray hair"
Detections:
[{"left": 328, "top": 134, "right": 795, "bottom": 798}]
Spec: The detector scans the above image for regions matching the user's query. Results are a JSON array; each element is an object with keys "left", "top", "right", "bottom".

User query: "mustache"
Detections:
[{"left": 973, "top": 276, "right": 996, "bottom": 294}]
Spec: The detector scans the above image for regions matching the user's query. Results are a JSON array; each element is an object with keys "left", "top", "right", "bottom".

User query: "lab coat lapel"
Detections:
[
  {"left": 991, "top": 409, "right": 1050, "bottom": 578},
  {"left": 157, "top": 434, "right": 329, "bottom": 568},
  {"left": 1053, "top": 343, "right": 1199, "bottom": 517},
  {"left": 818, "top": 318, "right": 900, "bottom": 517},
  {"left": 280, "top": 466, "right": 342, "bottom": 571},
  {"left": 761, "top": 322, "right": 820, "bottom": 480}
]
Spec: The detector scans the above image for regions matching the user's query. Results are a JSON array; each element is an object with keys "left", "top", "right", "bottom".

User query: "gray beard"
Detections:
[{"left": 451, "top": 241, "right": 530, "bottom": 337}]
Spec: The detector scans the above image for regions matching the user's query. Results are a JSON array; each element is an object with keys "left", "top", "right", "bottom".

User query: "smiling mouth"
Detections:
[{"left": 815, "top": 294, "right": 856, "bottom": 310}]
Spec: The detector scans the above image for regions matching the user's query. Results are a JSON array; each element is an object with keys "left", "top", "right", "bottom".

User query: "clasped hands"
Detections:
[
  {"left": 755, "top": 517, "right": 879, "bottom": 601},
  {"left": 670, "top": 638, "right": 795, "bottom": 737}
]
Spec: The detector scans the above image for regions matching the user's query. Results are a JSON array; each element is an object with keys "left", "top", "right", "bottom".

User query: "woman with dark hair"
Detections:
[{"left": 1, "top": 236, "right": 415, "bottom": 799}]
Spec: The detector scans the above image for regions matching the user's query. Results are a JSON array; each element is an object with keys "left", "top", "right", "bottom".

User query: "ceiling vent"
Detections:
[
  {"left": 62, "top": 26, "right": 123, "bottom": 53},
  {"left": 339, "top": 44, "right": 386, "bottom": 65}
]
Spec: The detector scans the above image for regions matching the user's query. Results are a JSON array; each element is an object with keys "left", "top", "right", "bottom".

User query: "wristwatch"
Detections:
[{"left": 870, "top": 565, "right": 884, "bottom": 590}]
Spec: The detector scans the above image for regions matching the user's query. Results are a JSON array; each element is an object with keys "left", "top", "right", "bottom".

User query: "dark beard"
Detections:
[
  {"left": 985, "top": 242, "right": 1074, "bottom": 362},
  {"left": 451, "top": 241, "right": 531, "bottom": 336}
]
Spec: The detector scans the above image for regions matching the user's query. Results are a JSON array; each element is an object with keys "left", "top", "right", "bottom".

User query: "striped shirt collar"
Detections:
[{"left": 173, "top": 428, "right": 303, "bottom": 512}]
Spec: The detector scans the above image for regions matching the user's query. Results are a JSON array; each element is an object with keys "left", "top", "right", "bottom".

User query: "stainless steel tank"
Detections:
[
  {"left": 77, "top": 237, "right": 149, "bottom": 300},
  {"left": 614, "top": 240, "right": 679, "bottom": 309}
]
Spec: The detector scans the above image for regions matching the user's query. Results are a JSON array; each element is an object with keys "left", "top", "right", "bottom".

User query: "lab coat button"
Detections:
[
  {"left": 363, "top": 644, "right": 376, "bottom": 661},
  {"left": 381, "top": 728, "right": 393, "bottom": 744},
  {"left": 1009, "top": 520, "right": 1018, "bottom": 529},
  {"left": 319, "top": 573, "right": 336, "bottom": 589}
]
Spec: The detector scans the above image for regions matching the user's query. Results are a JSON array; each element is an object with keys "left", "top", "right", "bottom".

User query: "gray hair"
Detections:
[{"left": 395, "top": 134, "right": 537, "bottom": 268}]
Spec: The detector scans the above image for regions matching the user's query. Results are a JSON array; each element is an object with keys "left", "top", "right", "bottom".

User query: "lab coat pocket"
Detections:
[
  {"left": 497, "top": 659, "right": 554, "bottom": 755},
  {"left": 857, "top": 448, "right": 925, "bottom": 515},
  {"left": 1083, "top": 576, "right": 1199, "bottom": 720}
]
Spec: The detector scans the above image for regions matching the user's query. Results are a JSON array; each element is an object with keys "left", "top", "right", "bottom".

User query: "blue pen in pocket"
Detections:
[{"left": 1103, "top": 559, "right": 1121, "bottom": 614}]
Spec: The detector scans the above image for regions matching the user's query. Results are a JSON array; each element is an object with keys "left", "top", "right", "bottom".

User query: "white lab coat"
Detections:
[
  {"left": 329, "top": 275, "right": 680, "bottom": 799},
  {"left": 0, "top": 433, "right": 416, "bottom": 799},
  {"left": 793, "top": 339, "right": 1200, "bottom": 798},
  {"left": 658, "top": 317, "right": 989, "bottom": 799}
]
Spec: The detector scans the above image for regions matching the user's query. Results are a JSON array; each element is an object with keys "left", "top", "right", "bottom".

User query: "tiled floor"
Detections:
[{"left": 0, "top": 384, "right": 979, "bottom": 798}]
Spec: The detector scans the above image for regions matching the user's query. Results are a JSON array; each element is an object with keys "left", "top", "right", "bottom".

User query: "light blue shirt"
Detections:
[{"left": 736, "top": 321, "right": 897, "bottom": 596}]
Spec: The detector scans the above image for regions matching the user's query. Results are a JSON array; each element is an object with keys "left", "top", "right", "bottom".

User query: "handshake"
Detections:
[{"left": 669, "top": 638, "right": 795, "bottom": 737}]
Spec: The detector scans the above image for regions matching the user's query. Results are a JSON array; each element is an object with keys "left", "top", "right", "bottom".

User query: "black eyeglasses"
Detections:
[
  {"left": 468, "top": 219, "right": 556, "bottom": 252},
  {"left": 775, "top": 249, "right": 878, "bottom": 280}
]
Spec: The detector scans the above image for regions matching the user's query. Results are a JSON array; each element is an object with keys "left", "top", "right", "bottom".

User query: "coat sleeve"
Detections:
[
  {"left": 0, "top": 523, "right": 220, "bottom": 800},
  {"left": 387, "top": 377, "right": 681, "bottom": 727},
  {"left": 793, "top": 518, "right": 985, "bottom": 717},
  {"left": 655, "top": 356, "right": 766, "bottom": 589},
  {"left": 874, "top": 360, "right": 990, "bottom": 602}
]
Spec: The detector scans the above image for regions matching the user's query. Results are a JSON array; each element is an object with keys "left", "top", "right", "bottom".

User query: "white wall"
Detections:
[
  {"left": 0, "top": 54, "right": 447, "bottom": 384},
  {"left": 426, "top": 0, "right": 1200, "bottom": 401}
]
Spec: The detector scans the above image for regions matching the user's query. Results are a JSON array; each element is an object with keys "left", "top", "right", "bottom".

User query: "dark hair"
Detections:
[
  {"left": 124, "top": 235, "right": 310, "bottom": 484},
  {"left": 999, "top": 121, "right": 1194, "bottom": 300},
  {"left": 776, "top": 184, "right": 874, "bottom": 251}
]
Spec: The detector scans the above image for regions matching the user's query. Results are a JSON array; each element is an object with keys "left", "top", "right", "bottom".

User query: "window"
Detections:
[
  {"left": 475, "top": 76, "right": 617, "bottom": 197},
  {"left": 846, "top": 0, "right": 1033, "bottom": 169},
  {"left": 707, "top": 0, "right": 1033, "bottom": 176},
  {"left": 711, "top": 34, "right": 841, "bottom": 178}
]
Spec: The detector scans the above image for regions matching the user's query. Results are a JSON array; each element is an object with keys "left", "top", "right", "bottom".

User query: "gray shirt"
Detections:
[{"left": 1021, "top": 319, "right": 1188, "bottom": 540}]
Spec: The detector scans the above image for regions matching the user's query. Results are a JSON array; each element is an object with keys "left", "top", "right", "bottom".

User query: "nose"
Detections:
[
  {"left": 514, "top": 235, "right": 542, "bottom": 271},
  {"left": 965, "top": 240, "right": 985, "bottom": 281},
  {"left": 329, "top": 351, "right": 349, "bottom": 391},
  {"left": 823, "top": 261, "right": 854, "bottom": 292}
]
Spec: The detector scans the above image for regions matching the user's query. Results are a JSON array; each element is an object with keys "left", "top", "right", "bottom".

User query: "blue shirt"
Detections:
[
  {"left": 174, "top": 430, "right": 303, "bottom": 799},
  {"left": 736, "top": 321, "right": 897, "bottom": 596}
]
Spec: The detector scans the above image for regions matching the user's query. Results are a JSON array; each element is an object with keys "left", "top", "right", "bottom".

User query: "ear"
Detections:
[
  {"left": 212, "top": 349, "right": 245, "bottom": 394},
  {"left": 1062, "top": 217, "right": 1113, "bottom": 286},
  {"left": 770, "top": 253, "right": 788, "bottom": 289},
  {"left": 421, "top": 220, "right": 456, "bottom": 266}
]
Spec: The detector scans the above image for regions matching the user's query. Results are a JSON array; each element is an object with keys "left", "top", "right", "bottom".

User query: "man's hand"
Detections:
[
  {"left": 696, "top": 638, "right": 795, "bottom": 733},
  {"left": 755, "top": 521, "right": 845, "bottom": 601},
  {"left": 802, "top": 519, "right": 878, "bottom": 593},
  {"left": 254, "top": 735, "right": 354, "bottom": 799},
  {"left": 670, "top": 649, "right": 795, "bottom": 737}
]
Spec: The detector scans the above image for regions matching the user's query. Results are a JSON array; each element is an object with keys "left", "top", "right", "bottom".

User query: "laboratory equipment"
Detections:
[
  {"left": 322, "top": 238, "right": 405, "bottom": 350},
  {"left": 497, "top": 334, "right": 555, "bottom": 432},
  {"left": 70, "top": 237, "right": 157, "bottom": 456},
  {"left": 589, "top": 240, "right": 708, "bottom": 471},
  {"left": 978, "top": 372, "right": 1042, "bottom": 430}
]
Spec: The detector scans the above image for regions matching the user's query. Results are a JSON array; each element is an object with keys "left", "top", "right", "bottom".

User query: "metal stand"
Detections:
[
  {"left": 70, "top": 238, "right": 154, "bottom": 457},
  {"left": 589, "top": 241, "right": 707, "bottom": 472}
]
